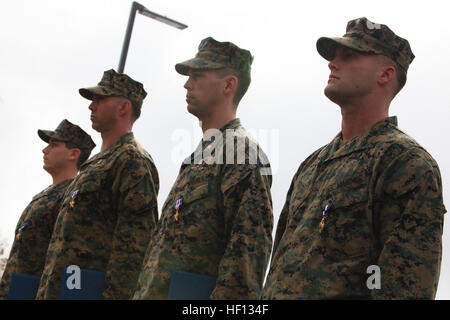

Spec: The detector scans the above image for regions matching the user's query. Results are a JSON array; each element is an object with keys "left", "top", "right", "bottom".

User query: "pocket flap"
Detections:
[
  {"left": 181, "top": 183, "right": 210, "bottom": 204},
  {"left": 73, "top": 171, "right": 106, "bottom": 194},
  {"left": 329, "top": 190, "right": 368, "bottom": 209}
]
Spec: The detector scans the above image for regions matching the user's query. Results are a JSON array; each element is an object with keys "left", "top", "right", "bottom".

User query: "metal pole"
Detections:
[
  {"left": 118, "top": 1, "right": 187, "bottom": 73},
  {"left": 118, "top": 2, "right": 142, "bottom": 73}
]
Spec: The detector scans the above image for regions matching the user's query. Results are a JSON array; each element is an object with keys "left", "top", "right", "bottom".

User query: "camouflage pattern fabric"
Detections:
[
  {"left": 262, "top": 117, "right": 446, "bottom": 299},
  {"left": 316, "top": 17, "right": 415, "bottom": 72},
  {"left": 0, "top": 179, "right": 73, "bottom": 299},
  {"left": 38, "top": 119, "right": 96, "bottom": 155},
  {"left": 133, "top": 119, "right": 273, "bottom": 300},
  {"left": 175, "top": 37, "right": 253, "bottom": 75},
  {"left": 36, "top": 133, "right": 159, "bottom": 300},
  {"left": 79, "top": 69, "right": 147, "bottom": 108}
]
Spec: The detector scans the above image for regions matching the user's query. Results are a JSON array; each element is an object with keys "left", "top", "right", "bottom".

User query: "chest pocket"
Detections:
[
  {"left": 21, "top": 193, "right": 51, "bottom": 226},
  {"left": 63, "top": 169, "right": 109, "bottom": 214},
  {"left": 183, "top": 183, "right": 210, "bottom": 202},
  {"left": 320, "top": 186, "right": 373, "bottom": 259},
  {"left": 173, "top": 183, "right": 217, "bottom": 223}
]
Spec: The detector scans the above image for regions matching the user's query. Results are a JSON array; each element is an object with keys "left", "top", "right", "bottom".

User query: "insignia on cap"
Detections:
[{"left": 366, "top": 19, "right": 381, "bottom": 30}]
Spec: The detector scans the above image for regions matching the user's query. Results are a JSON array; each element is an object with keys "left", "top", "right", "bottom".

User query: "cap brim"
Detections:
[
  {"left": 317, "top": 37, "right": 370, "bottom": 61},
  {"left": 175, "top": 58, "right": 226, "bottom": 75},
  {"left": 37, "top": 129, "right": 66, "bottom": 143},
  {"left": 79, "top": 86, "right": 111, "bottom": 100}
]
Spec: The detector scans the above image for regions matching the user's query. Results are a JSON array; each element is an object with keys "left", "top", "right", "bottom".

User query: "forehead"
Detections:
[
  {"left": 187, "top": 69, "right": 217, "bottom": 77},
  {"left": 335, "top": 45, "right": 375, "bottom": 57},
  {"left": 48, "top": 138, "right": 65, "bottom": 145},
  {"left": 92, "top": 94, "right": 122, "bottom": 102}
]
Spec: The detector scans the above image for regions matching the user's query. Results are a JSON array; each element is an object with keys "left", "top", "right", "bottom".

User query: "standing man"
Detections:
[
  {"left": 36, "top": 70, "right": 159, "bottom": 299},
  {"left": 134, "top": 37, "right": 273, "bottom": 300},
  {"left": 262, "top": 17, "right": 446, "bottom": 299},
  {"left": 0, "top": 120, "right": 95, "bottom": 299}
]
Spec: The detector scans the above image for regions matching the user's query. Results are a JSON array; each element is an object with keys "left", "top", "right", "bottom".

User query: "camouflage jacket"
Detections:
[
  {"left": 262, "top": 117, "right": 446, "bottom": 299},
  {"left": 36, "top": 133, "right": 159, "bottom": 300},
  {"left": 0, "top": 179, "right": 72, "bottom": 299},
  {"left": 133, "top": 119, "right": 273, "bottom": 300}
]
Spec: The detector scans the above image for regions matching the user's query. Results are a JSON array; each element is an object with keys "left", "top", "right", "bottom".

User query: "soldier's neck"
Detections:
[
  {"left": 51, "top": 167, "right": 77, "bottom": 186},
  {"left": 200, "top": 109, "right": 236, "bottom": 133},
  {"left": 100, "top": 126, "right": 132, "bottom": 151},
  {"left": 340, "top": 103, "right": 389, "bottom": 142}
]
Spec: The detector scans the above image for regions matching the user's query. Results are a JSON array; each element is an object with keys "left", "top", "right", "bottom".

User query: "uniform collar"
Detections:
[
  {"left": 318, "top": 116, "right": 398, "bottom": 164},
  {"left": 82, "top": 132, "right": 135, "bottom": 168},
  {"left": 202, "top": 118, "right": 242, "bottom": 147},
  {"left": 219, "top": 118, "right": 241, "bottom": 132},
  {"left": 31, "top": 178, "right": 73, "bottom": 201},
  {"left": 184, "top": 118, "right": 243, "bottom": 166}
]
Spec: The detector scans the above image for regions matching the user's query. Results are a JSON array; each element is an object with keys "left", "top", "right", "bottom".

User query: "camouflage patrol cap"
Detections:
[
  {"left": 316, "top": 17, "right": 415, "bottom": 72},
  {"left": 38, "top": 119, "right": 96, "bottom": 156},
  {"left": 79, "top": 69, "right": 147, "bottom": 108},
  {"left": 175, "top": 37, "right": 253, "bottom": 75}
]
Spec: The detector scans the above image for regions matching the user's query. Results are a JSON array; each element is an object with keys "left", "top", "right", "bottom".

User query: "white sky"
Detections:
[{"left": 1, "top": 0, "right": 449, "bottom": 299}]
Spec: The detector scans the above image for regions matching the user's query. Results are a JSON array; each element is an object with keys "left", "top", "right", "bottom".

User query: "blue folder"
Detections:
[
  {"left": 7, "top": 273, "right": 41, "bottom": 300},
  {"left": 168, "top": 270, "right": 217, "bottom": 300},
  {"left": 59, "top": 267, "right": 105, "bottom": 300}
]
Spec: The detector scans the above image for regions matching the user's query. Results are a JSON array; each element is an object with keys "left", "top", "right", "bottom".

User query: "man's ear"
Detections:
[
  {"left": 68, "top": 148, "right": 81, "bottom": 163},
  {"left": 223, "top": 74, "right": 238, "bottom": 94},
  {"left": 378, "top": 65, "right": 396, "bottom": 86},
  {"left": 118, "top": 98, "right": 132, "bottom": 117}
]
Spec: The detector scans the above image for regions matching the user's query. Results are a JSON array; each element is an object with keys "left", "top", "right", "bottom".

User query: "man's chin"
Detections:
[
  {"left": 187, "top": 105, "right": 200, "bottom": 118},
  {"left": 324, "top": 87, "right": 343, "bottom": 105},
  {"left": 43, "top": 164, "right": 51, "bottom": 173},
  {"left": 91, "top": 122, "right": 102, "bottom": 133}
]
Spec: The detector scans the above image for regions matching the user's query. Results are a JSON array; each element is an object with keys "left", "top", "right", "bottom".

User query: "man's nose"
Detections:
[
  {"left": 328, "top": 59, "right": 338, "bottom": 71},
  {"left": 184, "top": 78, "right": 192, "bottom": 90}
]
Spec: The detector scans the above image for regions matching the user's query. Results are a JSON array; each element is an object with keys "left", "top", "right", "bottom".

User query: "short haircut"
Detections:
[
  {"left": 110, "top": 96, "right": 141, "bottom": 120},
  {"left": 131, "top": 100, "right": 142, "bottom": 120},
  {"left": 64, "top": 141, "right": 88, "bottom": 169},
  {"left": 393, "top": 61, "right": 407, "bottom": 96},
  {"left": 215, "top": 68, "right": 251, "bottom": 106},
  {"left": 378, "top": 55, "right": 407, "bottom": 97}
]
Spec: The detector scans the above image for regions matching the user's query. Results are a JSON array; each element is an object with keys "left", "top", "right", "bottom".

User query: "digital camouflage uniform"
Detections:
[
  {"left": 36, "top": 70, "right": 159, "bottom": 300},
  {"left": 133, "top": 38, "right": 273, "bottom": 300},
  {"left": 262, "top": 18, "right": 446, "bottom": 300},
  {"left": 0, "top": 120, "right": 95, "bottom": 299}
]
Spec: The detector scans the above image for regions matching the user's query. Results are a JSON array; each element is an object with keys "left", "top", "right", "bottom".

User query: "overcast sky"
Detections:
[{"left": 1, "top": 0, "right": 449, "bottom": 299}]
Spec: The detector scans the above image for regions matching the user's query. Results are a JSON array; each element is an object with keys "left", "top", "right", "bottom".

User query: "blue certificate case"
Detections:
[
  {"left": 168, "top": 269, "right": 217, "bottom": 300},
  {"left": 59, "top": 267, "right": 105, "bottom": 300},
  {"left": 7, "top": 273, "right": 40, "bottom": 300}
]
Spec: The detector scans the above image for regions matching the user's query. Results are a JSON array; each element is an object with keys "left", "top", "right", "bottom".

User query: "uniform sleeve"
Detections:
[
  {"left": 209, "top": 165, "right": 273, "bottom": 300},
  {"left": 102, "top": 155, "right": 159, "bottom": 299},
  {"left": 372, "top": 148, "right": 446, "bottom": 299}
]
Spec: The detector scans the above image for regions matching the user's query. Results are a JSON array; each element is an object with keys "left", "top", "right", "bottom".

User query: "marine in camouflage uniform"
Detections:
[
  {"left": 133, "top": 38, "right": 273, "bottom": 300},
  {"left": 36, "top": 70, "right": 159, "bottom": 300},
  {"left": 0, "top": 120, "right": 95, "bottom": 299},
  {"left": 262, "top": 18, "right": 446, "bottom": 299}
]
